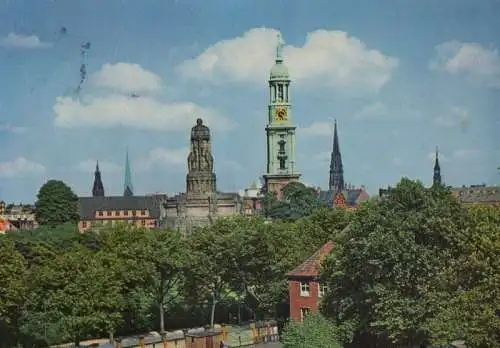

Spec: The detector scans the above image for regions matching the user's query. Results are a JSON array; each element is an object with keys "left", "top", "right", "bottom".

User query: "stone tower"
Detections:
[
  {"left": 329, "top": 120, "right": 345, "bottom": 193},
  {"left": 92, "top": 161, "right": 105, "bottom": 197},
  {"left": 124, "top": 150, "right": 134, "bottom": 197},
  {"left": 433, "top": 146, "right": 442, "bottom": 186},
  {"left": 186, "top": 118, "right": 217, "bottom": 195},
  {"left": 263, "top": 33, "right": 300, "bottom": 196}
]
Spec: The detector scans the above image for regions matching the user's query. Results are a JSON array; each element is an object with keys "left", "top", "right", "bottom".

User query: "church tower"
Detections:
[
  {"left": 433, "top": 146, "right": 442, "bottom": 186},
  {"left": 92, "top": 161, "right": 105, "bottom": 197},
  {"left": 329, "top": 120, "right": 345, "bottom": 193},
  {"left": 263, "top": 33, "right": 300, "bottom": 196},
  {"left": 124, "top": 150, "right": 134, "bottom": 196}
]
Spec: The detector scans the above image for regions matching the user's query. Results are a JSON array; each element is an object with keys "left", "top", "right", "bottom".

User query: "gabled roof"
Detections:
[
  {"left": 319, "top": 188, "right": 369, "bottom": 208},
  {"left": 286, "top": 241, "right": 334, "bottom": 279}
]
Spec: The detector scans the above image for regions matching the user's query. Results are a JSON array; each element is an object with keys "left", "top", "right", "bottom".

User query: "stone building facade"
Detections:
[{"left": 163, "top": 119, "right": 241, "bottom": 233}]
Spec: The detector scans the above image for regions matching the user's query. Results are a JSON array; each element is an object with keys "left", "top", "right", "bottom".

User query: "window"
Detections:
[
  {"left": 124, "top": 210, "right": 129, "bottom": 216},
  {"left": 300, "top": 308, "right": 310, "bottom": 322},
  {"left": 318, "top": 284, "right": 328, "bottom": 297},
  {"left": 132, "top": 210, "right": 136, "bottom": 216},
  {"left": 82, "top": 221, "right": 87, "bottom": 228},
  {"left": 98, "top": 211, "right": 103, "bottom": 216},
  {"left": 106, "top": 211, "right": 112, "bottom": 216},
  {"left": 141, "top": 220, "right": 146, "bottom": 226},
  {"left": 115, "top": 211, "right": 120, "bottom": 216},
  {"left": 300, "top": 282, "right": 310, "bottom": 297},
  {"left": 141, "top": 210, "right": 147, "bottom": 216}
]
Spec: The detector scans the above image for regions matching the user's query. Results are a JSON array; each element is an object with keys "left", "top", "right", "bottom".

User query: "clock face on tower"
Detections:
[{"left": 275, "top": 108, "right": 288, "bottom": 122}]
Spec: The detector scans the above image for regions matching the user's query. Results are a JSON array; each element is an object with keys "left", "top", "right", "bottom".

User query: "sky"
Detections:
[{"left": 1, "top": 0, "right": 500, "bottom": 203}]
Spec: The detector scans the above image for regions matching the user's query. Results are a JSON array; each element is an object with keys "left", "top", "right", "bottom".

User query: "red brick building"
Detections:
[{"left": 285, "top": 241, "right": 334, "bottom": 322}]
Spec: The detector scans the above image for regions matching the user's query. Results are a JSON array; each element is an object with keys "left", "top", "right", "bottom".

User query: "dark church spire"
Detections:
[
  {"left": 433, "top": 146, "right": 442, "bottom": 186},
  {"left": 329, "top": 120, "right": 345, "bottom": 192},
  {"left": 92, "top": 161, "right": 105, "bottom": 197},
  {"left": 124, "top": 150, "right": 134, "bottom": 197}
]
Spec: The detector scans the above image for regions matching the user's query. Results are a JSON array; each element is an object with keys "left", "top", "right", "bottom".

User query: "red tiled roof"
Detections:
[{"left": 286, "top": 241, "right": 334, "bottom": 279}]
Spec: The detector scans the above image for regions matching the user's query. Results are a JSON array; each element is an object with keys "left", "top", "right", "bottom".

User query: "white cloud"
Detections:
[
  {"left": 75, "top": 159, "right": 122, "bottom": 173},
  {"left": 54, "top": 95, "right": 231, "bottom": 131},
  {"left": 299, "top": 122, "right": 334, "bottom": 136},
  {"left": 0, "top": 32, "right": 52, "bottom": 49},
  {"left": 431, "top": 41, "right": 500, "bottom": 87},
  {"left": 178, "top": 28, "right": 399, "bottom": 93},
  {"left": 354, "top": 102, "right": 387, "bottom": 119},
  {"left": 434, "top": 106, "right": 469, "bottom": 128},
  {"left": 138, "top": 147, "right": 188, "bottom": 171},
  {"left": 452, "top": 149, "right": 481, "bottom": 160},
  {"left": 0, "top": 157, "right": 45, "bottom": 177},
  {"left": 89, "top": 63, "right": 163, "bottom": 94},
  {"left": 0, "top": 124, "right": 27, "bottom": 134},
  {"left": 53, "top": 62, "right": 233, "bottom": 131}
]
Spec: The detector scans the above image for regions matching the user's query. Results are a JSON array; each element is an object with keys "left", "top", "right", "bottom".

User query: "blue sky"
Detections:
[{"left": 1, "top": 0, "right": 500, "bottom": 203}]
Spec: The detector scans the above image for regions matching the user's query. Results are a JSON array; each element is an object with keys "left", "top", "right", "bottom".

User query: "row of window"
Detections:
[
  {"left": 97, "top": 210, "right": 148, "bottom": 217},
  {"left": 81, "top": 219, "right": 152, "bottom": 228},
  {"left": 300, "top": 281, "right": 328, "bottom": 298}
]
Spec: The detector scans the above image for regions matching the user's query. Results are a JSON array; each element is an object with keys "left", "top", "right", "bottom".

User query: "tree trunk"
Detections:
[
  {"left": 159, "top": 302, "right": 165, "bottom": 333},
  {"left": 210, "top": 297, "right": 217, "bottom": 328}
]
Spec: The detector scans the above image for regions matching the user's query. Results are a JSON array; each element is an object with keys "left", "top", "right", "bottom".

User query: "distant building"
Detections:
[
  {"left": 378, "top": 147, "right": 500, "bottom": 207},
  {"left": 318, "top": 120, "right": 369, "bottom": 209},
  {"left": 286, "top": 241, "right": 334, "bottom": 322},
  {"left": 77, "top": 154, "right": 166, "bottom": 233},
  {"left": 239, "top": 180, "right": 264, "bottom": 216},
  {"left": 0, "top": 201, "right": 37, "bottom": 233},
  {"left": 451, "top": 184, "right": 500, "bottom": 207}
]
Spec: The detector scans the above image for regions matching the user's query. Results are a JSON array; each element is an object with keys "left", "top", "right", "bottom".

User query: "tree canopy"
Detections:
[
  {"left": 320, "top": 178, "right": 499, "bottom": 347},
  {"left": 35, "top": 180, "right": 79, "bottom": 227},
  {"left": 1, "top": 177, "right": 498, "bottom": 347}
]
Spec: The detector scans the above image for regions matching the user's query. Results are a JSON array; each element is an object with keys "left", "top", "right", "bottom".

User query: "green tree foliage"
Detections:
[
  {"left": 21, "top": 246, "right": 124, "bottom": 345},
  {"left": 35, "top": 180, "right": 79, "bottom": 227},
  {"left": 281, "top": 313, "right": 342, "bottom": 348},
  {"left": 427, "top": 204, "right": 500, "bottom": 347},
  {"left": 262, "top": 182, "right": 326, "bottom": 220},
  {"left": 320, "top": 178, "right": 471, "bottom": 346},
  {"left": 0, "top": 237, "right": 27, "bottom": 347}
]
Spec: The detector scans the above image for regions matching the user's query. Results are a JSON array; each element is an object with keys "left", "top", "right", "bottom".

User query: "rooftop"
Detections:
[{"left": 286, "top": 241, "right": 334, "bottom": 279}]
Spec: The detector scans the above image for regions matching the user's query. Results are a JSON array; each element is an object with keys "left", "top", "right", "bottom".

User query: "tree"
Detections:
[
  {"left": 99, "top": 225, "right": 187, "bottom": 333},
  {"left": 320, "top": 179, "right": 470, "bottom": 347},
  {"left": 35, "top": 180, "right": 79, "bottom": 227},
  {"left": 281, "top": 313, "right": 342, "bottom": 348},
  {"left": 428, "top": 204, "right": 500, "bottom": 347},
  {"left": 21, "top": 246, "right": 124, "bottom": 345},
  {"left": 0, "top": 237, "right": 27, "bottom": 347},
  {"left": 262, "top": 182, "right": 326, "bottom": 221}
]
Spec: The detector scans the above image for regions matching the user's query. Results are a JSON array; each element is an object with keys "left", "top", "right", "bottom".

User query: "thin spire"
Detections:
[
  {"left": 124, "top": 150, "right": 134, "bottom": 196},
  {"left": 92, "top": 160, "right": 104, "bottom": 197},
  {"left": 433, "top": 146, "right": 442, "bottom": 186},
  {"left": 329, "top": 119, "right": 344, "bottom": 193},
  {"left": 276, "top": 33, "right": 284, "bottom": 63}
]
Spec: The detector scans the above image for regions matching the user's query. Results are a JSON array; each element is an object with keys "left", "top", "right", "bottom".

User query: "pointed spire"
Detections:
[
  {"left": 433, "top": 146, "right": 442, "bottom": 186},
  {"left": 329, "top": 119, "right": 344, "bottom": 193},
  {"left": 92, "top": 160, "right": 105, "bottom": 197},
  {"left": 276, "top": 33, "right": 284, "bottom": 63},
  {"left": 124, "top": 150, "right": 134, "bottom": 197}
]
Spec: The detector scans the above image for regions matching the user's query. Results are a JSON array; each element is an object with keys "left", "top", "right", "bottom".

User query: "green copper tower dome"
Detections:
[{"left": 269, "top": 33, "right": 290, "bottom": 81}]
